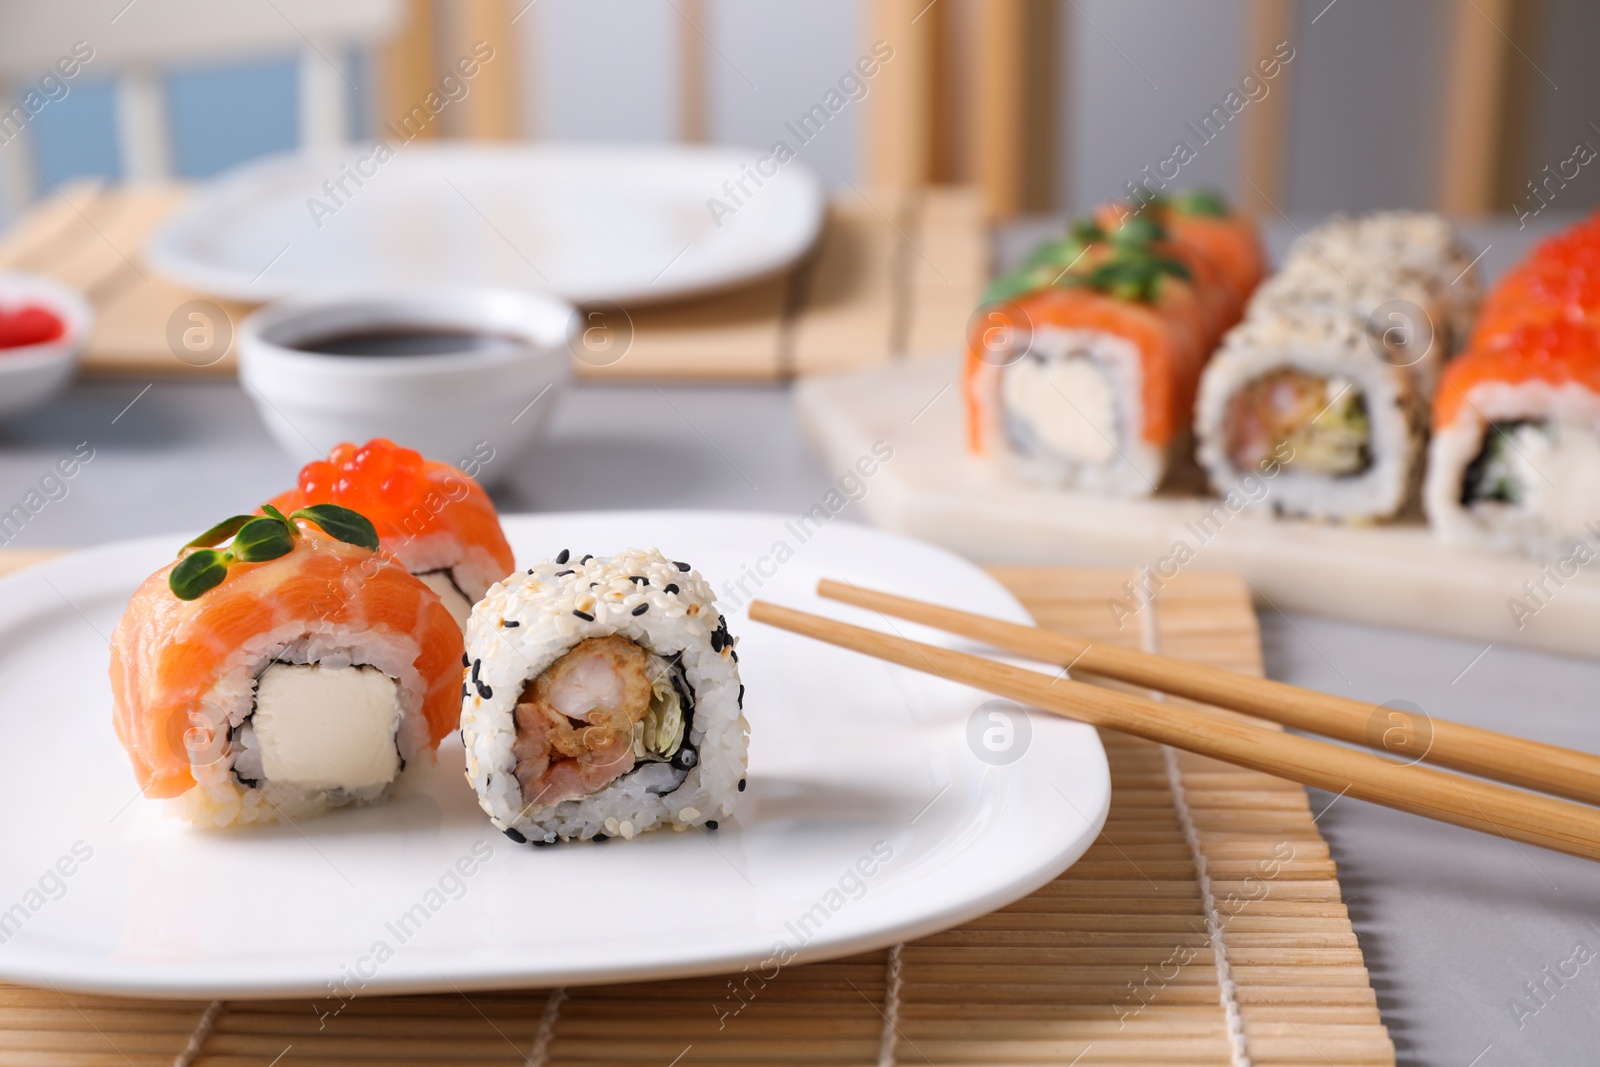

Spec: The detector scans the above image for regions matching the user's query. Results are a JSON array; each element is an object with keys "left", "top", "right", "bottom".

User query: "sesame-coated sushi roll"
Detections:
[
  {"left": 1193, "top": 211, "right": 1477, "bottom": 523},
  {"left": 267, "top": 438, "right": 514, "bottom": 629},
  {"left": 1195, "top": 312, "right": 1425, "bottom": 521},
  {"left": 461, "top": 548, "right": 747, "bottom": 845},
  {"left": 1291, "top": 211, "right": 1481, "bottom": 349},
  {"left": 109, "top": 506, "right": 464, "bottom": 827}
]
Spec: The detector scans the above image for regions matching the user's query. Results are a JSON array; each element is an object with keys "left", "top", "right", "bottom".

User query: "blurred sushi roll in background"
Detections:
[
  {"left": 267, "top": 438, "right": 514, "bottom": 628},
  {"left": 461, "top": 548, "right": 747, "bottom": 844},
  {"left": 1426, "top": 215, "right": 1600, "bottom": 555},
  {"left": 965, "top": 191, "right": 1263, "bottom": 495},
  {"left": 1195, "top": 211, "right": 1477, "bottom": 522},
  {"left": 1196, "top": 311, "right": 1425, "bottom": 521},
  {"left": 1297, "top": 212, "right": 1483, "bottom": 348},
  {"left": 109, "top": 506, "right": 464, "bottom": 827}
]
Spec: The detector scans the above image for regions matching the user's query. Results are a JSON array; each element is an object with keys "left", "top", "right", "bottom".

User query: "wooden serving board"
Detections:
[
  {"left": 0, "top": 182, "right": 987, "bottom": 382},
  {"left": 0, "top": 549, "right": 1390, "bottom": 1065},
  {"left": 797, "top": 353, "right": 1600, "bottom": 661}
]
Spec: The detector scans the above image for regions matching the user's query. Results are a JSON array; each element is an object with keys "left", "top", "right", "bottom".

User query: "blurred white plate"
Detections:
[
  {"left": 146, "top": 145, "right": 825, "bottom": 305},
  {"left": 0, "top": 512, "right": 1108, "bottom": 997}
]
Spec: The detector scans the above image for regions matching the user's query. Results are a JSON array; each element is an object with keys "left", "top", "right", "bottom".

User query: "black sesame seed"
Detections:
[
  {"left": 738, "top": 779, "right": 747, "bottom": 792},
  {"left": 555, "top": 549, "right": 570, "bottom": 564},
  {"left": 461, "top": 683, "right": 469, "bottom": 700},
  {"left": 530, "top": 837, "right": 553, "bottom": 847},
  {"left": 675, "top": 561, "right": 690, "bottom": 572},
  {"left": 580, "top": 554, "right": 593, "bottom": 564},
  {"left": 527, "top": 568, "right": 535, "bottom": 575},
  {"left": 738, "top": 683, "right": 744, "bottom": 707},
  {"left": 664, "top": 583, "right": 679, "bottom": 595},
  {"left": 730, "top": 650, "right": 738, "bottom": 663},
  {"left": 573, "top": 609, "right": 595, "bottom": 621},
  {"left": 462, "top": 652, "right": 470, "bottom": 667},
  {"left": 556, "top": 569, "right": 574, "bottom": 577},
  {"left": 706, "top": 820, "right": 719, "bottom": 830},
  {"left": 471, "top": 659, "right": 480, "bottom": 682},
  {"left": 503, "top": 827, "right": 527, "bottom": 843},
  {"left": 632, "top": 603, "right": 649, "bottom": 616},
  {"left": 592, "top": 833, "right": 608, "bottom": 843},
  {"left": 476, "top": 681, "right": 493, "bottom": 699},
  {"left": 629, "top": 575, "right": 649, "bottom": 585},
  {"left": 502, "top": 620, "right": 520, "bottom": 628}
]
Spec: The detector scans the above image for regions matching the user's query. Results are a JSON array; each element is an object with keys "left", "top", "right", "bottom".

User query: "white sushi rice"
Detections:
[
  {"left": 460, "top": 548, "right": 748, "bottom": 844},
  {"left": 1196, "top": 312, "right": 1424, "bottom": 522},
  {"left": 386, "top": 530, "right": 506, "bottom": 602},
  {"left": 174, "top": 625, "right": 432, "bottom": 828},
  {"left": 1425, "top": 380, "right": 1600, "bottom": 556}
]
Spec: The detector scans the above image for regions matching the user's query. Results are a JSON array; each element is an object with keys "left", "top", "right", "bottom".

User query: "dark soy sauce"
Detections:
[{"left": 291, "top": 328, "right": 521, "bottom": 358}]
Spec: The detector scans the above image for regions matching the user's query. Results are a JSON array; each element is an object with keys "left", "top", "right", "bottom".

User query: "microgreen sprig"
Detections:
[{"left": 169, "top": 503, "right": 380, "bottom": 601}]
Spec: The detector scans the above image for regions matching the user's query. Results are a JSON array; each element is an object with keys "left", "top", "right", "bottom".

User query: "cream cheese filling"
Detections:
[
  {"left": 247, "top": 663, "right": 401, "bottom": 791},
  {"left": 1003, "top": 354, "right": 1119, "bottom": 462}
]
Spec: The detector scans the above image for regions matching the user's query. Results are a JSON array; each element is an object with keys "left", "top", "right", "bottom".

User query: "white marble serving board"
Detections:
[{"left": 797, "top": 354, "right": 1600, "bottom": 661}]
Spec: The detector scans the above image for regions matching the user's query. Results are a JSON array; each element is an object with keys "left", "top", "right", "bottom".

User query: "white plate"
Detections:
[
  {"left": 145, "top": 144, "right": 825, "bottom": 306},
  {"left": 0, "top": 512, "right": 1108, "bottom": 998}
]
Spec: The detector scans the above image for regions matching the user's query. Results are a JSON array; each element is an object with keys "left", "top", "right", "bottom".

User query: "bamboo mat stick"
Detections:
[
  {"left": 818, "top": 578, "right": 1600, "bottom": 807},
  {"left": 748, "top": 599, "right": 1600, "bottom": 863}
]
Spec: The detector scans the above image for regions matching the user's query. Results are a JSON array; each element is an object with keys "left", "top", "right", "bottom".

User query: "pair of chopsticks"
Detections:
[{"left": 748, "top": 581, "right": 1600, "bottom": 863}]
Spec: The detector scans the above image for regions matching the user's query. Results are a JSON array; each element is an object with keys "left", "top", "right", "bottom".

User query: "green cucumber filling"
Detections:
[{"left": 1461, "top": 420, "right": 1542, "bottom": 506}]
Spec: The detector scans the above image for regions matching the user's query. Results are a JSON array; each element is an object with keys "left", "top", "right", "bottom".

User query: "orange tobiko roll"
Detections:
[{"left": 267, "top": 438, "right": 514, "bottom": 627}]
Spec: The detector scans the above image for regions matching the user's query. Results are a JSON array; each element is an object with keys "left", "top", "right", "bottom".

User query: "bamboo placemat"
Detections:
[
  {"left": 0, "top": 181, "right": 986, "bottom": 382},
  {"left": 0, "top": 559, "right": 1392, "bottom": 1066}
]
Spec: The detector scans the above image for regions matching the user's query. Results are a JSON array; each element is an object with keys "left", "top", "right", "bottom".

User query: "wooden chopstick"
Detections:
[
  {"left": 748, "top": 599, "right": 1600, "bottom": 863},
  {"left": 817, "top": 578, "right": 1600, "bottom": 809}
]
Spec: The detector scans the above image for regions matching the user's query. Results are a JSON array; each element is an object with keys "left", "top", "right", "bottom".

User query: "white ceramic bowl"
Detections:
[
  {"left": 0, "top": 271, "right": 92, "bottom": 419},
  {"left": 239, "top": 286, "right": 573, "bottom": 484}
]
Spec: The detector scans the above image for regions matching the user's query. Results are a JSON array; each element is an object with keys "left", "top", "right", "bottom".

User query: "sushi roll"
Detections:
[
  {"left": 461, "top": 548, "right": 747, "bottom": 844},
  {"left": 1472, "top": 212, "right": 1600, "bottom": 346},
  {"left": 1291, "top": 211, "right": 1482, "bottom": 349},
  {"left": 966, "top": 204, "right": 1254, "bottom": 495},
  {"left": 1194, "top": 211, "right": 1477, "bottom": 522},
  {"left": 109, "top": 505, "right": 464, "bottom": 827},
  {"left": 267, "top": 438, "right": 514, "bottom": 628},
  {"left": 1097, "top": 189, "right": 1267, "bottom": 321},
  {"left": 1247, "top": 257, "right": 1450, "bottom": 399},
  {"left": 1425, "top": 223, "right": 1600, "bottom": 555},
  {"left": 1195, "top": 312, "right": 1424, "bottom": 521}
]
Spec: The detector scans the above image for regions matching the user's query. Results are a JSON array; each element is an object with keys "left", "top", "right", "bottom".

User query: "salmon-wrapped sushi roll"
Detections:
[
  {"left": 267, "top": 438, "right": 514, "bottom": 628},
  {"left": 109, "top": 506, "right": 464, "bottom": 827},
  {"left": 1097, "top": 190, "right": 1266, "bottom": 317},
  {"left": 1425, "top": 317, "right": 1600, "bottom": 557},
  {"left": 462, "top": 548, "right": 747, "bottom": 844},
  {"left": 966, "top": 223, "right": 1218, "bottom": 495}
]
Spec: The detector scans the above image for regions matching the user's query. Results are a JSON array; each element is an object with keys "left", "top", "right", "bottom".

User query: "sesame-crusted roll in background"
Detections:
[{"left": 460, "top": 548, "right": 748, "bottom": 845}]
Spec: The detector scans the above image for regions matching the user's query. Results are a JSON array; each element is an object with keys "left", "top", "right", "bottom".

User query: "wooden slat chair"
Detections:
[{"left": 0, "top": 0, "right": 403, "bottom": 216}]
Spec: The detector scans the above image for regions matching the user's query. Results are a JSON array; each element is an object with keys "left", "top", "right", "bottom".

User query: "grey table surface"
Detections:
[{"left": 1, "top": 217, "right": 1596, "bottom": 1065}]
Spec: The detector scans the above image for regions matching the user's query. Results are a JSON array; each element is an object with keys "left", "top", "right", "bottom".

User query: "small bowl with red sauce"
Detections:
[{"left": 0, "top": 272, "right": 91, "bottom": 418}]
